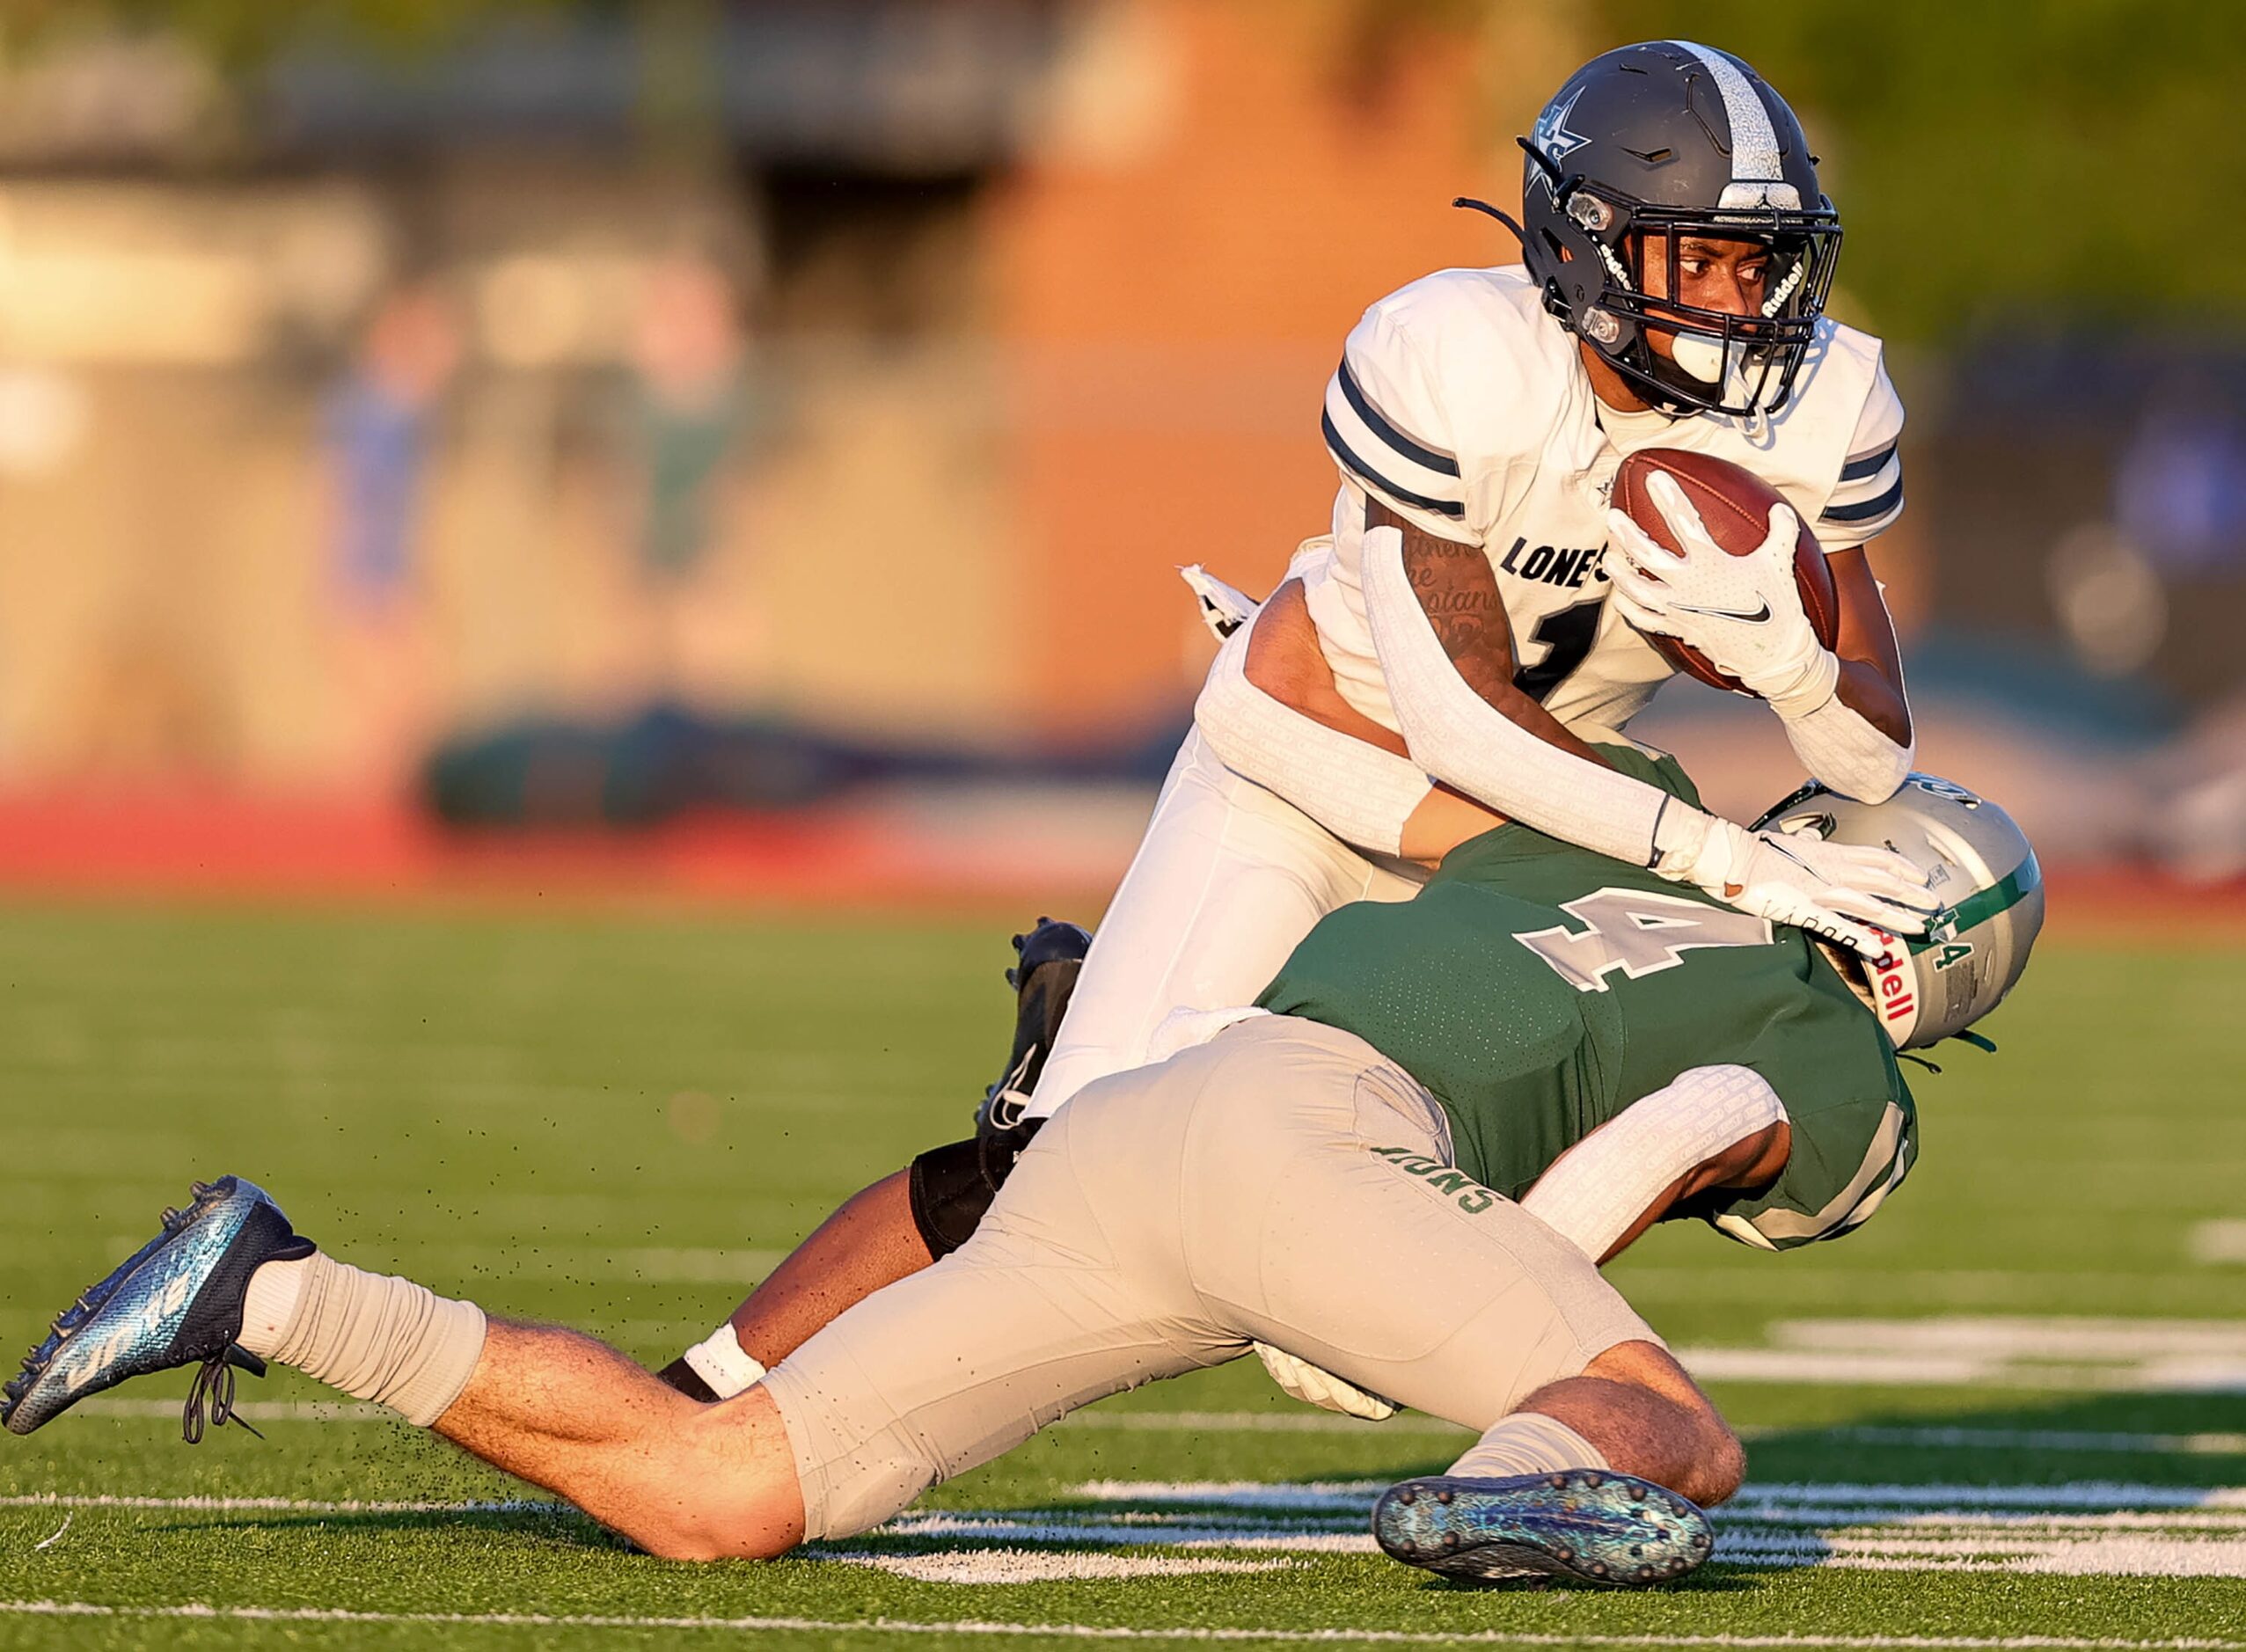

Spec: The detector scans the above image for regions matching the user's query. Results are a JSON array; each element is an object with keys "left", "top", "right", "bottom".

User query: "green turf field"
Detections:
[{"left": 1, "top": 903, "right": 2242, "bottom": 1648}]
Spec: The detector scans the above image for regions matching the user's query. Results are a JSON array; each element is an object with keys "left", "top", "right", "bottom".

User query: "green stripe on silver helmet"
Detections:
[{"left": 1754, "top": 774, "right": 2045, "bottom": 1051}]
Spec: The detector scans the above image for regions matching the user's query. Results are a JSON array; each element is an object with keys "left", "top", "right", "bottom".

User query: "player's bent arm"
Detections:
[
  {"left": 1198, "top": 577, "right": 1516, "bottom": 864},
  {"left": 1519, "top": 1066, "right": 1792, "bottom": 1265},
  {"left": 1372, "top": 498, "right": 1613, "bottom": 764},
  {"left": 1778, "top": 545, "right": 1914, "bottom": 803},
  {"left": 1195, "top": 596, "right": 1432, "bottom": 859},
  {"left": 1364, "top": 521, "right": 1941, "bottom": 949},
  {"left": 1359, "top": 519, "right": 1692, "bottom": 867}
]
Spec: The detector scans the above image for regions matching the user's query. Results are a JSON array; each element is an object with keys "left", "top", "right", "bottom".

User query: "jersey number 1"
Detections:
[
  {"left": 1511, "top": 599, "right": 1605, "bottom": 704},
  {"left": 1517, "top": 888, "right": 1773, "bottom": 993}
]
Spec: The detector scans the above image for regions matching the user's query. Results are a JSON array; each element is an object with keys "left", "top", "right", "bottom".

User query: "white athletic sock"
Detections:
[
  {"left": 239, "top": 1254, "right": 315, "bottom": 1358},
  {"left": 238, "top": 1253, "right": 487, "bottom": 1427},
  {"left": 680, "top": 1322, "right": 767, "bottom": 1400},
  {"left": 1445, "top": 1413, "right": 1609, "bottom": 1481}
]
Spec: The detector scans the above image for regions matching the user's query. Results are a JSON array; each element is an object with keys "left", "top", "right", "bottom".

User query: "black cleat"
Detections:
[
  {"left": 4, "top": 1177, "right": 316, "bottom": 1442},
  {"left": 974, "top": 916, "right": 1090, "bottom": 1136}
]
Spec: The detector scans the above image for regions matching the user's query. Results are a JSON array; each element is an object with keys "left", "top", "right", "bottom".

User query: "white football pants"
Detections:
[
  {"left": 767, "top": 1017, "right": 1655, "bottom": 1539},
  {"left": 1025, "top": 727, "right": 1424, "bottom": 1119}
]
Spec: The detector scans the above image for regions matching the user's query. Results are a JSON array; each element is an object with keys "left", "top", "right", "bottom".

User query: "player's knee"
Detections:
[
  {"left": 1577, "top": 1339, "right": 1743, "bottom": 1505},
  {"left": 629, "top": 1395, "right": 809, "bottom": 1561},
  {"left": 634, "top": 1516, "right": 796, "bottom": 1562},
  {"left": 628, "top": 1484, "right": 802, "bottom": 1562},
  {"left": 1695, "top": 1421, "right": 1748, "bottom": 1506}
]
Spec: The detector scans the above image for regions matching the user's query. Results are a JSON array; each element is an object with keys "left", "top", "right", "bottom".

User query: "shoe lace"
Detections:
[{"left": 181, "top": 1351, "right": 264, "bottom": 1444}]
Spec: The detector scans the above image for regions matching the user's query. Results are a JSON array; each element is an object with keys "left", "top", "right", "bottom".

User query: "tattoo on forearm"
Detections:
[{"left": 1379, "top": 503, "right": 1516, "bottom": 704}]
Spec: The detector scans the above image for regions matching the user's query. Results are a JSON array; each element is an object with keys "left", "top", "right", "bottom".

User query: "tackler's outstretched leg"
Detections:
[{"left": 6, "top": 1177, "right": 808, "bottom": 1561}]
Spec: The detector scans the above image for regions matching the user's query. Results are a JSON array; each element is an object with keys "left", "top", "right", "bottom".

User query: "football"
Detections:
[{"left": 1612, "top": 448, "right": 1840, "bottom": 694}]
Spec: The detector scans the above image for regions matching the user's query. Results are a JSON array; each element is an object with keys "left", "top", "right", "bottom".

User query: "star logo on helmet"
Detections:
[{"left": 1532, "top": 88, "right": 1591, "bottom": 178}]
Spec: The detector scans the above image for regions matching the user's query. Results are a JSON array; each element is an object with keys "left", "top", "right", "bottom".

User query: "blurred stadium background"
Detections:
[
  {"left": 0, "top": 0, "right": 2239, "bottom": 909},
  {"left": 6, "top": 7, "right": 2246, "bottom": 1643}
]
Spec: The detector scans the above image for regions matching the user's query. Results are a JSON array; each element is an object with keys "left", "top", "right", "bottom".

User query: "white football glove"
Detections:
[
  {"left": 1606, "top": 471, "right": 1840, "bottom": 716},
  {"left": 1653, "top": 806, "right": 1938, "bottom": 960},
  {"left": 1254, "top": 1342, "right": 1397, "bottom": 1422}
]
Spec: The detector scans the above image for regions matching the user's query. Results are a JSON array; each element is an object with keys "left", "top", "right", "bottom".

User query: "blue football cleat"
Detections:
[
  {"left": 4, "top": 1176, "right": 314, "bottom": 1442},
  {"left": 1372, "top": 1468, "right": 1714, "bottom": 1588}
]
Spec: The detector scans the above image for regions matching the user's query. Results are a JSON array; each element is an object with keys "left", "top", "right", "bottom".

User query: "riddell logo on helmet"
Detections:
[{"left": 1865, "top": 932, "right": 1915, "bottom": 1026}]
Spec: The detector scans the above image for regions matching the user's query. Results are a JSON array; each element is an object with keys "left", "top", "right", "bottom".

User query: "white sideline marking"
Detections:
[
  {"left": 1680, "top": 1349, "right": 1996, "bottom": 1385},
  {"left": 1820, "top": 1426, "right": 2246, "bottom": 1458},
  {"left": 825, "top": 1549, "right": 1298, "bottom": 1584},
  {"left": 1062, "top": 1409, "right": 1467, "bottom": 1436},
  {"left": 862, "top": 1513, "right": 1373, "bottom": 1555},
  {"left": 92, "top": 1238, "right": 787, "bottom": 1285},
  {"left": 70, "top": 1399, "right": 391, "bottom": 1422},
  {"left": 1040, "top": 1480, "right": 2246, "bottom": 1577},
  {"left": 1076, "top": 1480, "right": 1381, "bottom": 1509},
  {"left": 49, "top": 1398, "right": 2246, "bottom": 1456},
  {"left": 51, "top": 1397, "right": 1474, "bottom": 1433},
  {"left": 0, "top": 1603, "right": 2240, "bottom": 1648},
  {"left": 2192, "top": 1220, "right": 2246, "bottom": 1264},
  {"left": 1077, "top": 1480, "right": 2246, "bottom": 1514},
  {"left": 17, "top": 1481, "right": 2246, "bottom": 1577},
  {"left": 1678, "top": 1315, "right": 2246, "bottom": 1392},
  {"left": 1730, "top": 1482, "right": 2246, "bottom": 1511},
  {"left": 0, "top": 1494, "right": 559, "bottom": 1515}
]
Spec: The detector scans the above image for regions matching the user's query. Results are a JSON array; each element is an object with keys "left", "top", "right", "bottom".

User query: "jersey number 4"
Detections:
[{"left": 1516, "top": 888, "right": 1773, "bottom": 993}]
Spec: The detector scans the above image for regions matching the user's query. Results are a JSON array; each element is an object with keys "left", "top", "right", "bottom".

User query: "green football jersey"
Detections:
[{"left": 1255, "top": 747, "right": 1914, "bottom": 1251}]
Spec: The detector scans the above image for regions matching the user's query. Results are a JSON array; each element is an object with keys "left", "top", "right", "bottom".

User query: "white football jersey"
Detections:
[{"left": 1302, "top": 265, "right": 1906, "bottom": 737}]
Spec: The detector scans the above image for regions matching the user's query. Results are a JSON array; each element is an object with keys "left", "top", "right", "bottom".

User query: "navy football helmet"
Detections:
[{"left": 1481, "top": 41, "right": 1842, "bottom": 419}]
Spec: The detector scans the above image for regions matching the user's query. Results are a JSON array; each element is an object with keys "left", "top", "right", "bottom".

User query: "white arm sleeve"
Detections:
[
  {"left": 1359, "top": 523, "right": 1679, "bottom": 866},
  {"left": 1776, "top": 690, "right": 1914, "bottom": 804},
  {"left": 1192, "top": 623, "right": 1431, "bottom": 858},
  {"left": 1520, "top": 1064, "right": 1787, "bottom": 1263}
]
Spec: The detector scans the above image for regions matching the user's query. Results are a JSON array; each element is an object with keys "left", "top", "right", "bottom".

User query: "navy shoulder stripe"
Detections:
[
  {"left": 1322, "top": 408, "right": 1467, "bottom": 519},
  {"left": 1822, "top": 476, "right": 1904, "bottom": 524},
  {"left": 1840, "top": 440, "right": 1899, "bottom": 483},
  {"left": 1335, "top": 359, "right": 1459, "bottom": 479}
]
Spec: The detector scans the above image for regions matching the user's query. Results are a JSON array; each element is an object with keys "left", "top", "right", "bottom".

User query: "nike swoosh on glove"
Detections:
[
  {"left": 1255, "top": 1342, "right": 1396, "bottom": 1422},
  {"left": 1654, "top": 808, "right": 1939, "bottom": 961},
  {"left": 1606, "top": 471, "right": 1839, "bottom": 716}
]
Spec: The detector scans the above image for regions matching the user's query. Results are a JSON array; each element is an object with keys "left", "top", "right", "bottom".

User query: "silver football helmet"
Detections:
[{"left": 1753, "top": 773, "right": 2043, "bottom": 1049}]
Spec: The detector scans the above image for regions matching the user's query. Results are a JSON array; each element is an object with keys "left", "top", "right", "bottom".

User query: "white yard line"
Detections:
[
  {"left": 2191, "top": 1221, "right": 2246, "bottom": 1264},
  {"left": 84, "top": 1239, "right": 787, "bottom": 1283},
  {"left": 1731, "top": 1483, "right": 2246, "bottom": 1511},
  {"left": 1679, "top": 1317, "right": 2246, "bottom": 1393},
  {"left": 68, "top": 1398, "right": 392, "bottom": 1422},
  {"left": 48, "top": 1398, "right": 1471, "bottom": 1433},
  {"left": 1676, "top": 1349, "right": 2246, "bottom": 1392},
  {"left": 48, "top": 1398, "right": 2243, "bottom": 1454},
  {"left": 0, "top": 1602, "right": 2238, "bottom": 1648},
  {"left": 824, "top": 1550, "right": 1300, "bottom": 1585},
  {"left": 1770, "top": 1319, "right": 2246, "bottom": 1358},
  {"left": 1061, "top": 1410, "right": 1467, "bottom": 1436},
  {"left": 17, "top": 1480, "right": 2246, "bottom": 1579},
  {"left": 1072, "top": 1480, "right": 2246, "bottom": 1514},
  {"left": 0, "top": 1494, "right": 560, "bottom": 1515},
  {"left": 1818, "top": 1426, "right": 2246, "bottom": 1457}
]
